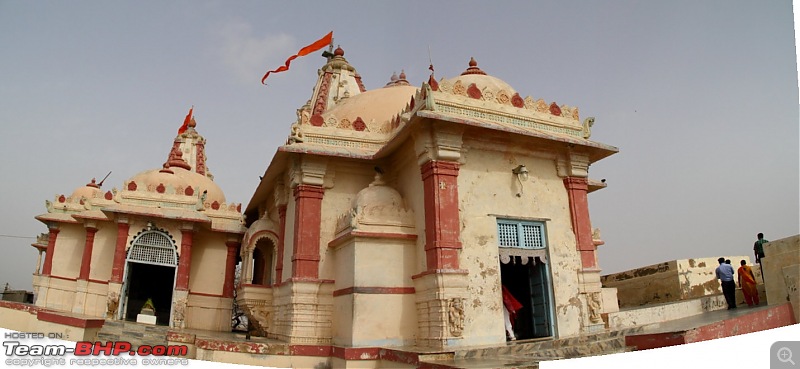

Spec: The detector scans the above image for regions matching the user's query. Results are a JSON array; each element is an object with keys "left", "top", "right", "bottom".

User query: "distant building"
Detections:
[{"left": 2, "top": 284, "right": 33, "bottom": 304}]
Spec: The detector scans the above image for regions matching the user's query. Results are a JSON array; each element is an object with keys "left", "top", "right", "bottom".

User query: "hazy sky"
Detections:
[{"left": 0, "top": 1, "right": 797, "bottom": 292}]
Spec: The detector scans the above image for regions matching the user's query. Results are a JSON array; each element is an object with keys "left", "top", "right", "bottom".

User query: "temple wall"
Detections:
[
  {"left": 38, "top": 276, "right": 77, "bottom": 311},
  {"left": 186, "top": 293, "right": 232, "bottom": 331},
  {"left": 88, "top": 223, "right": 116, "bottom": 282},
  {"left": 86, "top": 281, "right": 109, "bottom": 316},
  {"left": 391, "top": 142, "right": 428, "bottom": 275},
  {"left": 456, "top": 146, "right": 582, "bottom": 342},
  {"left": 189, "top": 231, "right": 227, "bottom": 296},
  {"left": 50, "top": 223, "right": 83, "bottom": 279},
  {"left": 281, "top": 177, "right": 296, "bottom": 284},
  {"left": 318, "top": 164, "right": 372, "bottom": 281}
]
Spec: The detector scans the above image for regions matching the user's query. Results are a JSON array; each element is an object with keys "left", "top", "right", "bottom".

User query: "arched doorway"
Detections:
[
  {"left": 120, "top": 229, "right": 178, "bottom": 326},
  {"left": 250, "top": 237, "right": 275, "bottom": 286}
]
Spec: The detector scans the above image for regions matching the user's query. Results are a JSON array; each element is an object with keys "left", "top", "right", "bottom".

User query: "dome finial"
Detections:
[
  {"left": 461, "top": 57, "right": 487, "bottom": 76},
  {"left": 334, "top": 45, "right": 344, "bottom": 57}
]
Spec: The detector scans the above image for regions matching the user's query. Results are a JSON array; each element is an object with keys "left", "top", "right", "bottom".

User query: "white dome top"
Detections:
[
  {"left": 322, "top": 85, "right": 417, "bottom": 127},
  {"left": 351, "top": 174, "right": 404, "bottom": 210},
  {"left": 126, "top": 166, "right": 225, "bottom": 204}
]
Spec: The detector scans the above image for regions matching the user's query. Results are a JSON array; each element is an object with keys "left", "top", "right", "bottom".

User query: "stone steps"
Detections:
[{"left": 95, "top": 320, "right": 170, "bottom": 349}]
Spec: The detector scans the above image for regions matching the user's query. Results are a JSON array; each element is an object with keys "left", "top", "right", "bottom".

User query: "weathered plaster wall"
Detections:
[
  {"left": 88, "top": 223, "right": 115, "bottom": 281},
  {"left": 189, "top": 231, "right": 227, "bottom": 296},
  {"left": 331, "top": 237, "right": 417, "bottom": 347},
  {"left": 50, "top": 223, "right": 83, "bottom": 278},
  {"left": 81, "top": 281, "right": 110, "bottom": 317},
  {"left": 186, "top": 294, "right": 232, "bottom": 331},
  {"left": 456, "top": 144, "right": 581, "bottom": 342},
  {"left": 762, "top": 235, "right": 800, "bottom": 307},
  {"left": 281, "top": 175, "right": 296, "bottom": 284},
  {"left": 391, "top": 141, "right": 428, "bottom": 275},
  {"left": 602, "top": 256, "right": 752, "bottom": 307},
  {"left": 318, "top": 164, "right": 373, "bottom": 281},
  {"left": 38, "top": 277, "right": 76, "bottom": 311}
]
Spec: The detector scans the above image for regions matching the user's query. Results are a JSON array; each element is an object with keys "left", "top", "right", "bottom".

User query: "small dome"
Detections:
[
  {"left": 126, "top": 166, "right": 225, "bottom": 204},
  {"left": 71, "top": 178, "right": 102, "bottom": 200},
  {"left": 352, "top": 174, "right": 404, "bottom": 210},
  {"left": 322, "top": 85, "right": 417, "bottom": 126}
]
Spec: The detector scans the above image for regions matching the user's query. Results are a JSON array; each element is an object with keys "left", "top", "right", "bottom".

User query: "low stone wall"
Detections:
[
  {"left": 601, "top": 256, "right": 752, "bottom": 308},
  {"left": 604, "top": 294, "right": 728, "bottom": 330}
]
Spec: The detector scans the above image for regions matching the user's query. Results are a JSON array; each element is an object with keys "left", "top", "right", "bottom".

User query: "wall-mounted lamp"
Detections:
[
  {"left": 512, "top": 165, "right": 529, "bottom": 197},
  {"left": 512, "top": 165, "right": 529, "bottom": 182}
]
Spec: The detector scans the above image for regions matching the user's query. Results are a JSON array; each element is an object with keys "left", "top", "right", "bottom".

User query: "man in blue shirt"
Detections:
[{"left": 716, "top": 257, "right": 737, "bottom": 310}]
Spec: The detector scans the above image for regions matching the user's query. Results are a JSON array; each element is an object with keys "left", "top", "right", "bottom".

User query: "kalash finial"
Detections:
[
  {"left": 334, "top": 45, "right": 344, "bottom": 57},
  {"left": 461, "top": 57, "right": 486, "bottom": 76}
]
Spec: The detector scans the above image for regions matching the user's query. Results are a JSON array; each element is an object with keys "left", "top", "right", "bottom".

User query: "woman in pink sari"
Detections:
[{"left": 737, "top": 260, "right": 759, "bottom": 306}]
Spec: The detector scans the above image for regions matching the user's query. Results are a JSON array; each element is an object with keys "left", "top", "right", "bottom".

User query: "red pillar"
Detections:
[
  {"left": 78, "top": 227, "right": 98, "bottom": 281},
  {"left": 110, "top": 221, "right": 130, "bottom": 283},
  {"left": 222, "top": 240, "right": 239, "bottom": 298},
  {"left": 176, "top": 228, "right": 194, "bottom": 290},
  {"left": 41, "top": 227, "right": 60, "bottom": 276},
  {"left": 564, "top": 177, "right": 597, "bottom": 268},
  {"left": 291, "top": 184, "right": 324, "bottom": 279},
  {"left": 420, "top": 160, "right": 462, "bottom": 270},
  {"left": 276, "top": 205, "right": 287, "bottom": 284}
]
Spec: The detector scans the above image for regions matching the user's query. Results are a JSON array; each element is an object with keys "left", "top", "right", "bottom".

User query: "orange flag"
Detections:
[
  {"left": 178, "top": 106, "right": 193, "bottom": 134},
  {"left": 261, "top": 31, "right": 333, "bottom": 84}
]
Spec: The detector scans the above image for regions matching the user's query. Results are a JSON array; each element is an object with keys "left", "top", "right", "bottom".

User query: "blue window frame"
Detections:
[{"left": 497, "top": 219, "right": 547, "bottom": 250}]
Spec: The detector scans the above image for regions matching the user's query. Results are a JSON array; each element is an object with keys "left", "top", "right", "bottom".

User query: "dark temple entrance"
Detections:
[
  {"left": 500, "top": 256, "right": 554, "bottom": 339},
  {"left": 123, "top": 262, "right": 175, "bottom": 326}
]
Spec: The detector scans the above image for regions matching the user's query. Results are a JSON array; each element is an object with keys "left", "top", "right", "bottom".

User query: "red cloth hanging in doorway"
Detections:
[{"left": 502, "top": 285, "right": 523, "bottom": 321}]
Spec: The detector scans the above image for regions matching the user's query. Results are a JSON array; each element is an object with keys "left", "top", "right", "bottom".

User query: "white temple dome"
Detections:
[
  {"left": 351, "top": 174, "right": 404, "bottom": 210},
  {"left": 126, "top": 166, "right": 226, "bottom": 204},
  {"left": 442, "top": 57, "right": 517, "bottom": 96},
  {"left": 70, "top": 179, "right": 102, "bottom": 200},
  {"left": 321, "top": 84, "right": 417, "bottom": 128}
]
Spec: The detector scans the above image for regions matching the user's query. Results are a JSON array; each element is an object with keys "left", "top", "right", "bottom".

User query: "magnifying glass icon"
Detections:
[{"left": 778, "top": 347, "right": 796, "bottom": 365}]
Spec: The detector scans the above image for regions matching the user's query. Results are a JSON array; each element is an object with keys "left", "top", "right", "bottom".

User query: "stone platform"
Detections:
[{"left": 624, "top": 302, "right": 796, "bottom": 351}]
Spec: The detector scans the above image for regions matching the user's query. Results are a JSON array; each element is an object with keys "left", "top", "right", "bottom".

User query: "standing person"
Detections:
[
  {"left": 715, "top": 257, "right": 737, "bottom": 310},
  {"left": 753, "top": 233, "right": 768, "bottom": 282},
  {"left": 502, "top": 285, "right": 523, "bottom": 341},
  {"left": 753, "top": 233, "right": 768, "bottom": 264},
  {"left": 737, "top": 260, "right": 760, "bottom": 307}
]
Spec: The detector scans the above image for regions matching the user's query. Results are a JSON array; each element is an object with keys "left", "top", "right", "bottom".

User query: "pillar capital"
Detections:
[
  {"left": 413, "top": 124, "right": 464, "bottom": 166},
  {"left": 290, "top": 157, "right": 329, "bottom": 188}
]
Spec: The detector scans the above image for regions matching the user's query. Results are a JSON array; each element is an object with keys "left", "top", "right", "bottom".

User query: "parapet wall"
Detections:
[{"left": 601, "top": 256, "right": 752, "bottom": 308}]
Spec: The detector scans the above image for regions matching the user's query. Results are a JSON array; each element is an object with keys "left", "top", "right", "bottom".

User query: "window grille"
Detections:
[
  {"left": 497, "top": 220, "right": 546, "bottom": 250},
  {"left": 127, "top": 231, "right": 177, "bottom": 267}
]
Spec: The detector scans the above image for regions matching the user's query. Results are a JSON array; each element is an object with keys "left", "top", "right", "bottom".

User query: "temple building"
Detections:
[
  {"left": 28, "top": 45, "right": 622, "bottom": 364},
  {"left": 31, "top": 118, "right": 245, "bottom": 331},
  {"left": 237, "top": 46, "right": 620, "bottom": 352}
]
